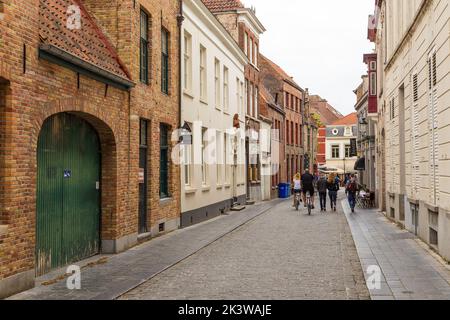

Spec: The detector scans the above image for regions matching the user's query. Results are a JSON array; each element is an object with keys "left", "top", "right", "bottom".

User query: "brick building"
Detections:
[
  {"left": 260, "top": 85, "right": 285, "bottom": 199},
  {"left": 309, "top": 95, "right": 343, "bottom": 167},
  {"left": 202, "top": 0, "right": 266, "bottom": 203},
  {"left": 0, "top": 0, "right": 180, "bottom": 298},
  {"left": 259, "top": 54, "right": 304, "bottom": 184}
]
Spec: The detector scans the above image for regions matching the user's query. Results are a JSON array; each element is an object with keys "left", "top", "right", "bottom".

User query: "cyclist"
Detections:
[
  {"left": 292, "top": 173, "right": 302, "bottom": 208},
  {"left": 301, "top": 169, "right": 315, "bottom": 210}
]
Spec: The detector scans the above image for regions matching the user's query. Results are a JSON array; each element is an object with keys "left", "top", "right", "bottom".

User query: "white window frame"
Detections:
[
  {"left": 183, "top": 31, "right": 192, "bottom": 93},
  {"left": 331, "top": 145, "right": 340, "bottom": 159},
  {"left": 200, "top": 45, "right": 207, "bottom": 102},
  {"left": 223, "top": 66, "right": 229, "bottom": 112},
  {"left": 216, "top": 131, "right": 222, "bottom": 185},
  {"left": 202, "top": 127, "right": 208, "bottom": 186},
  {"left": 214, "top": 58, "right": 221, "bottom": 109}
]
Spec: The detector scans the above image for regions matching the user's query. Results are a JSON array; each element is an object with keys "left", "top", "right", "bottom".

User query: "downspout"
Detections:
[{"left": 177, "top": 0, "right": 184, "bottom": 228}]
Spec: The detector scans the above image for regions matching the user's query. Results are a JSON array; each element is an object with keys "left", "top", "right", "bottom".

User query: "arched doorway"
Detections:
[{"left": 36, "top": 113, "right": 101, "bottom": 275}]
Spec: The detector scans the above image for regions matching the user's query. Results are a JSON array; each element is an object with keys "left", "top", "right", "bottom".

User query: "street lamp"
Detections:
[{"left": 359, "top": 117, "right": 368, "bottom": 137}]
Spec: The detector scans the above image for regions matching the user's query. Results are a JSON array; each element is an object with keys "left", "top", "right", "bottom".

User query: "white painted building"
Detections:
[
  {"left": 325, "top": 113, "right": 358, "bottom": 175},
  {"left": 180, "top": 0, "right": 247, "bottom": 227},
  {"left": 372, "top": 0, "right": 450, "bottom": 260}
]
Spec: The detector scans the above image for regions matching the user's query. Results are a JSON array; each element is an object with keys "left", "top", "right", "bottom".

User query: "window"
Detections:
[
  {"left": 140, "top": 9, "right": 149, "bottom": 84},
  {"left": 244, "top": 33, "right": 248, "bottom": 56},
  {"left": 290, "top": 121, "right": 294, "bottom": 145},
  {"left": 240, "top": 81, "right": 244, "bottom": 116},
  {"left": 161, "top": 28, "right": 169, "bottom": 94},
  {"left": 236, "top": 78, "right": 240, "bottom": 115},
  {"left": 160, "top": 124, "right": 170, "bottom": 198},
  {"left": 254, "top": 86, "right": 258, "bottom": 118},
  {"left": 248, "top": 84, "right": 253, "bottom": 117},
  {"left": 390, "top": 98, "right": 395, "bottom": 120},
  {"left": 332, "top": 145, "right": 340, "bottom": 159},
  {"left": 200, "top": 45, "right": 207, "bottom": 101},
  {"left": 183, "top": 32, "right": 192, "bottom": 92},
  {"left": 223, "top": 67, "right": 229, "bottom": 112},
  {"left": 249, "top": 39, "right": 253, "bottom": 64},
  {"left": 254, "top": 43, "right": 258, "bottom": 67},
  {"left": 224, "top": 133, "right": 231, "bottom": 184},
  {"left": 344, "top": 126, "right": 352, "bottom": 136},
  {"left": 183, "top": 124, "right": 193, "bottom": 186},
  {"left": 285, "top": 92, "right": 289, "bottom": 108},
  {"left": 370, "top": 61, "right": 376, "bottom": 71},
  {"left": 370, "top": 72, "right": 376, "bottom": 96},
  {"left": 214, "top": 59, "right": 221, "bottom": 108},
  {"left": 345, "top": 145, "right": 351, "bottom": 158},
  {"left": 412, "top": 73, "right": 418, "bottom": 102},
  {"left": 216, "top": 131, "right": 222, "bottom": 185},
  {"left": 286, "top": 120, "right": 289, "bottom": 145},
  {"left": 202, "top": 127, "right": 208, "bottom": 185},
  {"left": 295, "top": 124, "right": 298, "bottom": 145}
]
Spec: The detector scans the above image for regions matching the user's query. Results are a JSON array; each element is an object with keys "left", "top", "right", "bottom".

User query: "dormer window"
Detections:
[{"left": 344, "top": 126, "right": 352, "bottom": 136}]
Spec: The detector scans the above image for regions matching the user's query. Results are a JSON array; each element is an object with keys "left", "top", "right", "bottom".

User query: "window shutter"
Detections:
[
  {"left": 411, "top": 73, "right": 420, "bottom": 196},
  {"left": 428, "top": 51, "right": 439, "bottom": 204}
]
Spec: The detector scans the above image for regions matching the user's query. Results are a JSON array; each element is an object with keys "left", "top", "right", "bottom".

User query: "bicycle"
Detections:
[
  {"left": 294, "top": 192, "right": 301, "bottom": 211},
  {"left": 306, "top": 191, "right": 312, "bottom": 215}
]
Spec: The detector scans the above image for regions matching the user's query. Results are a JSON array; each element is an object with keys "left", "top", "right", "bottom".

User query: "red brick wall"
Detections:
[
  {"left": 0, "top": 0, "right": 180, "bottom": 282},
  {"left": 317, "top": 127, "right": 326, "bottom": 165}
]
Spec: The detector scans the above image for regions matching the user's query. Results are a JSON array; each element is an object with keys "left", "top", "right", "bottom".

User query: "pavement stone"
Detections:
[
  {"left": 120, "top": 195, "right": 370, "bottom": 300},
  {"left": 7, "top": 200, "right": 280, "bottom": 300},
  {"left": 342, "top": 199, "right": 450, "bottom": 300}
]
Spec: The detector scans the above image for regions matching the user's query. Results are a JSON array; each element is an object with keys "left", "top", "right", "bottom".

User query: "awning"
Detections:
[{"left": 354, "top": 157, "right": 366, "bottom": 171}]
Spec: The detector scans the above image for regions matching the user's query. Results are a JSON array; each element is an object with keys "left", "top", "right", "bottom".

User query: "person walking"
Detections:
[
  {"left": 327, "top": 173, "right": 339, "bottom": 212},
  {"left": 346, "top": 174, "right": 358, "bottom": 213},
  {"left": 317, "top": 173, "right": 328, "bottom": 212},
  {"left": 292, "top": 173, "right": 302, "bottom": 208}
]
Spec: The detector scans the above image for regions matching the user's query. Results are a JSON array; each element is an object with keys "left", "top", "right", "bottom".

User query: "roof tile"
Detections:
[
  {"left": 330, "top": 112, "right": 357, "bottom": 126},
  {"left": 39, "top": 0, "right": 130, "bottom": 80},
  {"left": 202, "top": 0, "right": 245, "bottom": 12}
]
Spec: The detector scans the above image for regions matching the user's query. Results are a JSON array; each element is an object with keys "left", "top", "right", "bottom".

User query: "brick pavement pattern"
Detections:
[{"left": 120, "top": 198, "right": 370, "bottom": 300}]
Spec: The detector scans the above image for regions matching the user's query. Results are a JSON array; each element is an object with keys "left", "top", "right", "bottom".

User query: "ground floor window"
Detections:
[
  {"left": 160, "top": 123, "right": 170, "bottom": 198},
  {"left": 332, "top": 145, "right": 340, "bottom": 159}
]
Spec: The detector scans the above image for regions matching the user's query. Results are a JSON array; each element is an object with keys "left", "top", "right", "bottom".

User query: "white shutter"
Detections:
[
  {"left": 428, "top": 51, "right": 439, "bottom": 205},
  {"left": 411, "top": 73, "right": 420, "bottom": 197}
]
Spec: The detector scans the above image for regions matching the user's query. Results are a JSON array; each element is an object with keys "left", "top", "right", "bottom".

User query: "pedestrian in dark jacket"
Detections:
[
  {"left": 317, "top": 174, "right": 328, "bottom": 212},
  {"left": 327, "top": 173, "right": 339, "bottom": 212}
]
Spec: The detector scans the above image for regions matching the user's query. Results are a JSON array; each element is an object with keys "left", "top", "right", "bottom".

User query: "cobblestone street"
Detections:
[{"left": 120, "top": 196, "right": 370, "bottom": 300}]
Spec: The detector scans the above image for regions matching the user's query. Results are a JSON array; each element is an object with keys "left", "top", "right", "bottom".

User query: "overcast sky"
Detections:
[{"left": 244, "top": 0, "right": 375, "bottom": 116}]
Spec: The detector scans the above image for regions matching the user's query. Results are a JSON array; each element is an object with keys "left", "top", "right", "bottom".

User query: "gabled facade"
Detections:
[
  {"left": 202, "top": 0, "right": 266, "bottom": 203},
  {"left": 325, "top": 113, "right": 358, "bottom": 175},
  {"left": 0, "top": 0, "right": 181, "bottom": 298},
  {"left": 180, "top": 0, "right": 247, "bottom": 227},
  {"left": 309, "top": 95, "right": 343, "bottom": 167},
  {"left": 259, "top": 54, "right": 305, "bottom": 183}
]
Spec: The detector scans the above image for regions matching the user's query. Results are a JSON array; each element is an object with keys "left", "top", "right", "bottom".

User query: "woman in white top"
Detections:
[{"left": 292, "top": 173, "right": 302, "bottom": 207}]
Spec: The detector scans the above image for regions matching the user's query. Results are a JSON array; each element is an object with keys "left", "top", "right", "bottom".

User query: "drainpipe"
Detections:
[{"left": 177, "top": 0, "right": 184, "bottom": 228}]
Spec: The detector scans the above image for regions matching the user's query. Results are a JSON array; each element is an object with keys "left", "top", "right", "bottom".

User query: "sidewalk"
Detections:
[
  {"left": 8, "top": 199, "right": 282, "bottom": 300},
  {"left": 342, "top": 200, "right": 450, "bottom": 300}
]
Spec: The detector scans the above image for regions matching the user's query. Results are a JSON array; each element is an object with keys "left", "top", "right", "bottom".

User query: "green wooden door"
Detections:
[{"left": 36, "top": 113, "right": 100, "bottom": 276}]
